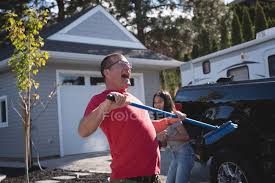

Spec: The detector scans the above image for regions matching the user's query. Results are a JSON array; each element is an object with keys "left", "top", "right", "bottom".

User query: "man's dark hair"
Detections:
[{"left": 100, "top": 53, "right": 122, "bottom": 78}]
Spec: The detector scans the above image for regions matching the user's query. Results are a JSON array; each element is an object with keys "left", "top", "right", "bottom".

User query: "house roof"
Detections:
[{"left": 0, "top": 5, "right": 181, "bottom": 70}]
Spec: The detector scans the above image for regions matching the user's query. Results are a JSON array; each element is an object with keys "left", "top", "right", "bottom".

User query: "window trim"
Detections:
[
  {"left": 202, "top": 60, "right": 211, "bottom": 74},
  {"left": 0, "top": 96, "right": 8, "bottom": 128}
]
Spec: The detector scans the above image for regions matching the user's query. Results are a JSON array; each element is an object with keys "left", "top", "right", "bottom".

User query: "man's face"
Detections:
[{"left": 104, "top": 55, "right": 132, "bottom": 89}]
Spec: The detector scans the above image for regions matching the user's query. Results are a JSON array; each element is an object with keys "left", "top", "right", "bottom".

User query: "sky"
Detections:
[
  {"left": 224, "top": 0, "right": 234, "bottom": 4},
  {"left": 46, "top": 0, "right": 236, "bottom": 15}
]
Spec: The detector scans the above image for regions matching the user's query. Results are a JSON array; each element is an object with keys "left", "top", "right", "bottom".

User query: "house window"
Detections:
[
  {"left": 90, "top": 77, "right": 135, "bottom": 86},
  {"left": 0, "top": 96, "right": 8, "bottom": 128},
  {"left": 90, "top": 77, "right": 105, "bottom": 85},
  {"left": 60, "top": 74, "right": 85, "bottom": 85},
  {"left": 202, "top": 61, "right": 210, "bottom": 74},
  {"left": 227, "top": 66, "right": 249, "bottom": 81},
  {"left": 268, "top": 55, "right": 275, "bottom": 77}
]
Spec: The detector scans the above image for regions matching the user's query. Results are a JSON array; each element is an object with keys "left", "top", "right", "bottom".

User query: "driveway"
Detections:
[
  {"left": 40, "top": 150, "right": 210, "bottom": 183},
  {"left": 0, "top": 150, "right": 210, "bottom": 182}
]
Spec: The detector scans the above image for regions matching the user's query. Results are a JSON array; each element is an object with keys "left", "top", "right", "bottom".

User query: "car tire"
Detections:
[{"left": 210, "top": 152, "right": 260, "bottom": 183}]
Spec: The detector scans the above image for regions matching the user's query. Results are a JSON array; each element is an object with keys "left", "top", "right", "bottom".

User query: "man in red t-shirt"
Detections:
[{"left": 78, "top": 53, "right": 186, "bottom": 183}]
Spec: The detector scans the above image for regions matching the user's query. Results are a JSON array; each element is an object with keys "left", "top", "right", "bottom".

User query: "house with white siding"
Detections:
[{"left": 0, "top": 5, "right": 181, "bottom": 158}]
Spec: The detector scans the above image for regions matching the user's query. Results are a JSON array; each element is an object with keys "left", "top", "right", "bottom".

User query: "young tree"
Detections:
[
  {"left": 242, "top": 7, "right": 254, "bottom": 41},
  {"left": 231, "top": 12, "right": 243, "bottom": 45},
  {"left": 3, "top": 8, "right": 48, "bottom": 183},
  {"left": 254, "top": 1, "right": 268, "bottom": 35}
]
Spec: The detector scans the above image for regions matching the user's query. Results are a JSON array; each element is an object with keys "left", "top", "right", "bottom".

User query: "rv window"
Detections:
[
  {"left": 227, "top": 66, "right": 249, "bottom": 81},
  {"left": 202, "top": 61, "right": 210, "bottom": 74},
  {"left": 268, "top": 55, "right": 275, "bottom": 77}
]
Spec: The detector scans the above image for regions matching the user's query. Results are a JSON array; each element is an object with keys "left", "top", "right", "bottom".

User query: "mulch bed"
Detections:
[{"left": 0, "top": 166, "right": 109, "bottom": 183}]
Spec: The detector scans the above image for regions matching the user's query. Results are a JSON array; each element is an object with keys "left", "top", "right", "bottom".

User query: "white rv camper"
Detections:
[{"left": 181, "top": 27, "right": 275, "bottom": 86}]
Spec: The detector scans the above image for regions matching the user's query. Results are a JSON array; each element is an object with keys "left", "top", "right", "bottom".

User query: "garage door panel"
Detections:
[
  {"left": 60, "top": 85, "right": 108, "bottom": 155},
  {"left": 59, "top": 72, "right": 144, "bottom": 156}
]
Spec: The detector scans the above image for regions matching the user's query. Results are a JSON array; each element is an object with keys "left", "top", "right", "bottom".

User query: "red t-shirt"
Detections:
[{"left": 84, "top": 89, "right": 160, "bottom": 179}]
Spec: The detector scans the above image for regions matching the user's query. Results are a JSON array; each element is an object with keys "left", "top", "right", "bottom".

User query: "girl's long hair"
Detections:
[{"left": 152, "top": 90, "right": 175, "bottom": 119}]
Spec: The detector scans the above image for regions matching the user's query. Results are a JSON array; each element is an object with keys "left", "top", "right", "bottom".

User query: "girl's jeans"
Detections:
[{"left": 166, "top": 143, "right": 195, "bottom": 183}]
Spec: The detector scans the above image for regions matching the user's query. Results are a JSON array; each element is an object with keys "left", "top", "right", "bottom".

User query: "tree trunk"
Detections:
[
  {"left": 134, "top": 1, "right": 145, "bottom": 43},
  {"left": 27, "top": 87, "right": 32, "bottom": 167},
  {"left": 56, "top": 0, "right": 65, "bottom": 22},
  {"left": 23, "top": 106, "right": 30, "bottom": 183},
  {"left": 23, "top": 86, "right": 32, "bottom": 183}
]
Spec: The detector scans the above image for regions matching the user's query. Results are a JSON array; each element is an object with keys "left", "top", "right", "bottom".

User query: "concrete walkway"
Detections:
[
  {"left": 40, "top": 151, "right": 112, "bottom": 173},
  {"left": 0, "top": 150, "right": 210, "bottom": 183}
]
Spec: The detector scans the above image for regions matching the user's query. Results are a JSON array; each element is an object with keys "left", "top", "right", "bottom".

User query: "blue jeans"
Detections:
[{"left": 166, "top": 143, "right": 195, "bottom": 183}]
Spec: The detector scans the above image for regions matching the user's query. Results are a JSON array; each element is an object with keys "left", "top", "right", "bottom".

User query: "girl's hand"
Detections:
[{"left": 167, "top": 110, "right": 187, "bottom": 125}]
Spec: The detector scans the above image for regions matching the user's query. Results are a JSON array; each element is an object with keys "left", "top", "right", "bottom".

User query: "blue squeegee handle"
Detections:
[{"left": 107, "top": 94, "right": 218, "bottom": 130}]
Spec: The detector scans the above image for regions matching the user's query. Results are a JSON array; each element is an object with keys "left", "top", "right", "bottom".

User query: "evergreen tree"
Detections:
[
  {"left": 231, "top": 12, "right": 243, "bottom": 45},
  {"left": 268, "top": 18, "right": 275, "bottom": 28},
  {"left": 161, "top": 69, "right": 181, "bottom": 97},
  {"left": 197, "top": 28, "right": 211, "bottom": 56},
  {"left": 233, "top": 4, "right": 243, "bottom": 23},
  {"left": 220, "top": 17, "right": 231, "bottom": 49},
  {"left": 254, "top": 1, "right": 268, "bottom": 34},
  {"left": 248, "top": 6, "right": 255, "bottom": 24},
  {"left": 265, "top": 3, "right": 275, "bottom": 28},
  {"left": 191, "top": 44, "right": 199, "bottom": 59},
  {"left": 211, "top": 39, "right": 219, "bottom": 53},
  {"left": 183, "top": 54, "right": 191, "bottom": 62},
  {"left": 242, "top": 7, "right": 254, "bottom": 41}
]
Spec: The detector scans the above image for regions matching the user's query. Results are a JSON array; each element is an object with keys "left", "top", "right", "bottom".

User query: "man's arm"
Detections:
[
  {"left": 78, "top": 92, "right": 128, "bottom": 138},
  {"left": 78, "top": 100, "right": 111, "bottom": 137}
]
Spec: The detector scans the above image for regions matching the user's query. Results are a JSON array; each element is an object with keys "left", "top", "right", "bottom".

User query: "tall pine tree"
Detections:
[
  {"left": 231, "top": 12, "right": 243, "bottom": 45},
  {"left": 197, "top": 28, "right": 211, "bottom": 56},
  {"left": 242, "top": 7, "right": 254, "bottom": 41},
  {"left": 211, "top": 39, "right": 219, "bottom": 53},
  {"left": 220, "top": 16, "right": 231, "bottom": 49},
  {"left": 254, "top": 1, "right": 268, "bottom": 35},
  {"left": 191, "top": 44, "right": 199, "bottom": 59}
]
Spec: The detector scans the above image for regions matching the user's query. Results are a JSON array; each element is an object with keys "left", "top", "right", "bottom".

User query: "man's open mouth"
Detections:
[{"left": 121, "top": 73, "right": 130, "bottom": 79}]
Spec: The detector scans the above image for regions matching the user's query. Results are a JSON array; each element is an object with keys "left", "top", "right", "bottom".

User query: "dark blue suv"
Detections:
[{"left": 175, "top": 78, "right": 275, "bottom": 183}]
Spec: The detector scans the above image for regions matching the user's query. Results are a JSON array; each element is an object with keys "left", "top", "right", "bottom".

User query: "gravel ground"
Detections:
[{"left": 0, "top": 167, "right": 109, "bottom": 183}]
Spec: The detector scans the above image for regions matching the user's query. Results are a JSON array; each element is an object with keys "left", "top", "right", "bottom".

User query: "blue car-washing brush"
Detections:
[{"left": 107, "top": 94, "right": 238, "bottom": 145}]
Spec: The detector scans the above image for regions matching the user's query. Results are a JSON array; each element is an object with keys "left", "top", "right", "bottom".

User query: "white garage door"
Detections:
[{"left": 57, "top": 70, "right": 145, "bottom": 156}]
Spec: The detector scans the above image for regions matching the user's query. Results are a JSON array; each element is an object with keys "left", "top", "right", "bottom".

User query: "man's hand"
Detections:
[
  {"left": 167, "top": 110, "right": 187, "bottom": 125},
  {"left": 103, "top": 92, "right": 130, "bottom": 112}
]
